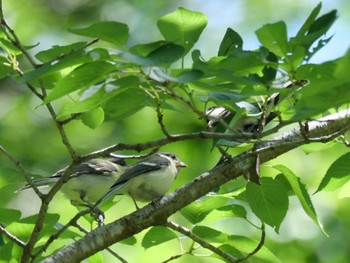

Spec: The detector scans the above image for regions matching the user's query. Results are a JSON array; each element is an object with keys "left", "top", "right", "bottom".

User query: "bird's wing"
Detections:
[{"left": 93, "top": 156, "right": 169, "bottom": 207}]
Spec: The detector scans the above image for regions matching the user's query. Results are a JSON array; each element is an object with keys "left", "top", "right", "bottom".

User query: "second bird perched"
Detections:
[
  {"left": 18, "top": 157, "right": 128, "bottom": 206},
  {"left": 94, "top": 152, "right": 187, "bottom": 208}
]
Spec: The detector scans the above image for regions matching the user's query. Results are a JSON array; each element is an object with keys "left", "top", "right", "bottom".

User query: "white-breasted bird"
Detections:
[
  {"left": 17, "top": 157, "right": 128, "bottom": 206},
  {"left": 93, "top": 152, "right": 187, "bottom": 208}
]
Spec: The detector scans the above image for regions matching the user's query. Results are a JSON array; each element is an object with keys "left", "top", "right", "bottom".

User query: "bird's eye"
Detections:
[
  {"left": 119, "top": 160, "right": 127, "bottom": 166},
  {"left": 165, "top": 153, "right": 176, "bottom": 160}
]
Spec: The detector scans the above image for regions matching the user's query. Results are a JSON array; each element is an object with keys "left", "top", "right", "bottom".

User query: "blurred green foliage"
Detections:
[{"left": 1, "top": 1, "right": 350, "bottom": 262}]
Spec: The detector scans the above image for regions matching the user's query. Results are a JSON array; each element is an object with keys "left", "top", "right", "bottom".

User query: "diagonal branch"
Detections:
[
  {"left": 0, "top": 224, "right": 26, "bottom": 248},
  {"left": 165, "top": 221, "right": 239, "bottom": 262},
  {"left": 42, "top": 110, "right": 350, "bottom": 263}
]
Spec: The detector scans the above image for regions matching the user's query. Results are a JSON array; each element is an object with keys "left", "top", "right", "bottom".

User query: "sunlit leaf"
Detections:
[
  {"left": 181, "top": 196, "right": 229, "bottom": 224},
  {"left": 157, "top": 7, "right": 207, "bottom": 54},
  {"left": 218, "top": 28, "right": 243, "bottom": 56},
  {"left": 274, "top": 165, "right": 326, "bottom": 235},
  {"left": 316, "top": 152, "right": 350, "bottom": 193},
  {"left": 44, "top": 61, "right": 116, "bottom": 103},
  {"left": 0, "top": 208, "right": 21, "bottom": 225},
  {"left": 142, "top": 226, "right": 177, "bottom": 249},
  {"left": 35, "top": 42, "right": 87, "bottom": 63},
  {"left": 256, "top": 21, "right": 288, "bottom": 57},
  {"left": 81, "top": 107, "right": 104, "bottom": 129},
  {"left": 246, "top": 177, "right": 288, "bottom": 232},
  {"left": 69, "top": 21, "right": 129, "bottom": 48}
]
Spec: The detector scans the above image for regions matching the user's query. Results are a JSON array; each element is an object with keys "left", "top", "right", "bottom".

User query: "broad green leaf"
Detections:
[
  {"left": 0, "top": 56, "right": 13, "bottom": 79},
  {"left": 246, "top": 177, "right": 288, "bottom": 232},
  {"left": 316, "top": 152, "right": 350, "bottom": 193},
  {"left": 81, "top": 107, "right": 104, "bottom": 129},
  {"left": 157, "top": 7, "right": 207, "bottom": 54},
  {"left": 103, "top": 88, "right": 148, "bottom": 120},
  {"left": 293, "top": 52, "right": 350, "bottom": 120},
  {"left": 0, "top": 38, "right": 22, "bottom": 55},
  {"left": 119, "top": 236, "right": 137, "bottom": 246},
  {"left": 0, "top": 208, "right": 21, "bottom": 225},
  {"left": 202, "top": 205, "right": 247, "bottom": 223},
  {"left": 274, "top": 165, "right": 326, "bottom": 234},
  {"left": 59, "top": 76, "right": 140, "bottom": 118},
  {"left": 218, "top": 28, "right": 243, "bottom": 56},
  {"left": 69, "top": 21, "right": 129, "bottom": 48},
  {"left": 180, "top": 196, "right": 228, "bottom": 224},
  {"left": 145, "top": 67, "right": 203, "bottom": 83},
  {"left": 44, "top": 61, "right": 116, "bottom": 103},
  {"left": 256, "top": 21, "right": 288, "bottom": 57},
  {"left": 86, "top": 251, "right": 103, "bottom": 263},
  {"left": 221, "top": 236, "right": 280, "bottom": 263},
  {"left": 193, "top": 227, "right": 280, "bottom": 262},
  {"left": 291, "top": 7, "right": 337, "bottom": 60},
  {"left": 296, "top": 3, "right": 322, "bottom": 38},
  {"left": 121, "top": 43, "right": 185, "bottom": 66},
  {"left": 192, "top": 226, "right": 228, "bottom": 243},
  {"left": 35, "top": 42, "right": 87, "bottom": 63},
  {"left": 141, "top": 226, "right": 177, "bottom": 249},
  {"left": 129, "top": 40, "right": 169, "bottom": 56},
  {"left": 21, "top": 50, "right": 91, "bottom": 83},
  {"left": 0, "top": 242, "right": 14, "bottom": 262}
]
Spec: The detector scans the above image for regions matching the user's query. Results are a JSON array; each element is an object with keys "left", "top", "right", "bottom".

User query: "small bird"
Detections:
[
  {"left": 205, "top": 79, "right": 308, "bottom": 184},
  {"left": 93, "top": 152, "right": 187, "bottom": 209},
  {"left": 17, "top": 157, "right": 128, "bottom": 206}
]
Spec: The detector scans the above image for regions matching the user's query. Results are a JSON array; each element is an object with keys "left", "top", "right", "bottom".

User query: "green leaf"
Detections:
[
  {"left": 0, "top": 38, "right": 22, "bottom": 55},
  {"left": 202, "top": 205, "right": 247, "bottom": 223},
  {"left": 35, "top": 42, "right": 87, "bottom": 63},
  {"left": 296, "top": 3, "right": 322, "bottom": 39},
  {"left": 180, "top": 196, "right": 228, "bottom": 224},
  {"left": 69, "top": 21, "right": 129, "bottom": 48},
  {"left": 0, "top": 56, "right": 13, "bottom": 79},
  {"left": 293, "top": 52, "right": 350, "bottom": 120},
  {"left": 81, "top": 107, "right": 104, "bottom": 129},
  {"left": 157, "top": 7, "right": 207, "bottom": 54},
  {"left": 119, "top": 236, "right": 137, "bottom": 246},
  {"left": 256, "top": 21, "right": 288, "bottom": 57},
  {"left": 193, "top": 227, "right": 280, "bottom": 262},
  {"left": 274, "top": 165, "right": 326, "bottom": 235},
  {"left": 121, "top": 43, "right": 185, "bottom": 66},
  {"left": 0, "top": 208, "right": 21, "bottom": 225},
  {"left": 21, "top": 50, "right": 91, "bottom": 83},
  {"left": 291, "top": 6, "right": 337, "bottom": 60},
  {"left": 316, "top": 152, "right": 350, "bottom": 193},
  {"left": 246, "top": 177, "right": 288, "bottom": 232},
  {"left": 223, "top": 236, "right": 280, "bottom": 262},
  {"left": 103, "top": 87, "right": 148, "bottom": 120},
  {"left": 44, "top": 61, "right": 116, "bottom": 103},
  {"left": 142, "top": 226, "right": 177, "bottom": 249},
  {"left": 192, "top": 226, "right": 228, "bottom": 243},
  {"left": 218, "top": 28, "right": 243, "bottom": 56}
]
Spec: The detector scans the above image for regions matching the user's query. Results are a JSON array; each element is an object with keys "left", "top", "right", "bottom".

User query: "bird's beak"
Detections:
[{"left": 176, "top": 160, "right": 187, "bottom": 168}]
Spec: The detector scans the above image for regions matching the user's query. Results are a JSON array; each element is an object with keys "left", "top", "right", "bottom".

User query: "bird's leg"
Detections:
[{"left": 128, "top": 192, "right": 140, "bottom": 210}]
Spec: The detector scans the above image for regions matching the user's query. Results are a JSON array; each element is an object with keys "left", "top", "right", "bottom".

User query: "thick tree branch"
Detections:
[{"left": 42, "top": 110, "right": 350, "bottom": 263}]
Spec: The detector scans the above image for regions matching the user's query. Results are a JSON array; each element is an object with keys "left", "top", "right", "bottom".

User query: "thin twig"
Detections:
[
  {"left": 236, "top": 223, "right": 265, "bottom": 262},
  {"left": 0, "top": 145, "right": 43, "bottom": 198},
  {"left": 32, "top": 209, "right": 91, "bottom": 260},
  {"left": 156, "top": 103, "right": 172, "bottom": 138},
  {"left": 73, "top": 222, "right": 128, "bottom": 263},
  {"left": 41, "top": 88, "right": 78, "bottom": 160},
  {"left": 165, "top": 221, "right": 239, "bottom": 262},
  {"left": 0, "top": 224, "right": 26, "bottom": 248}
]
